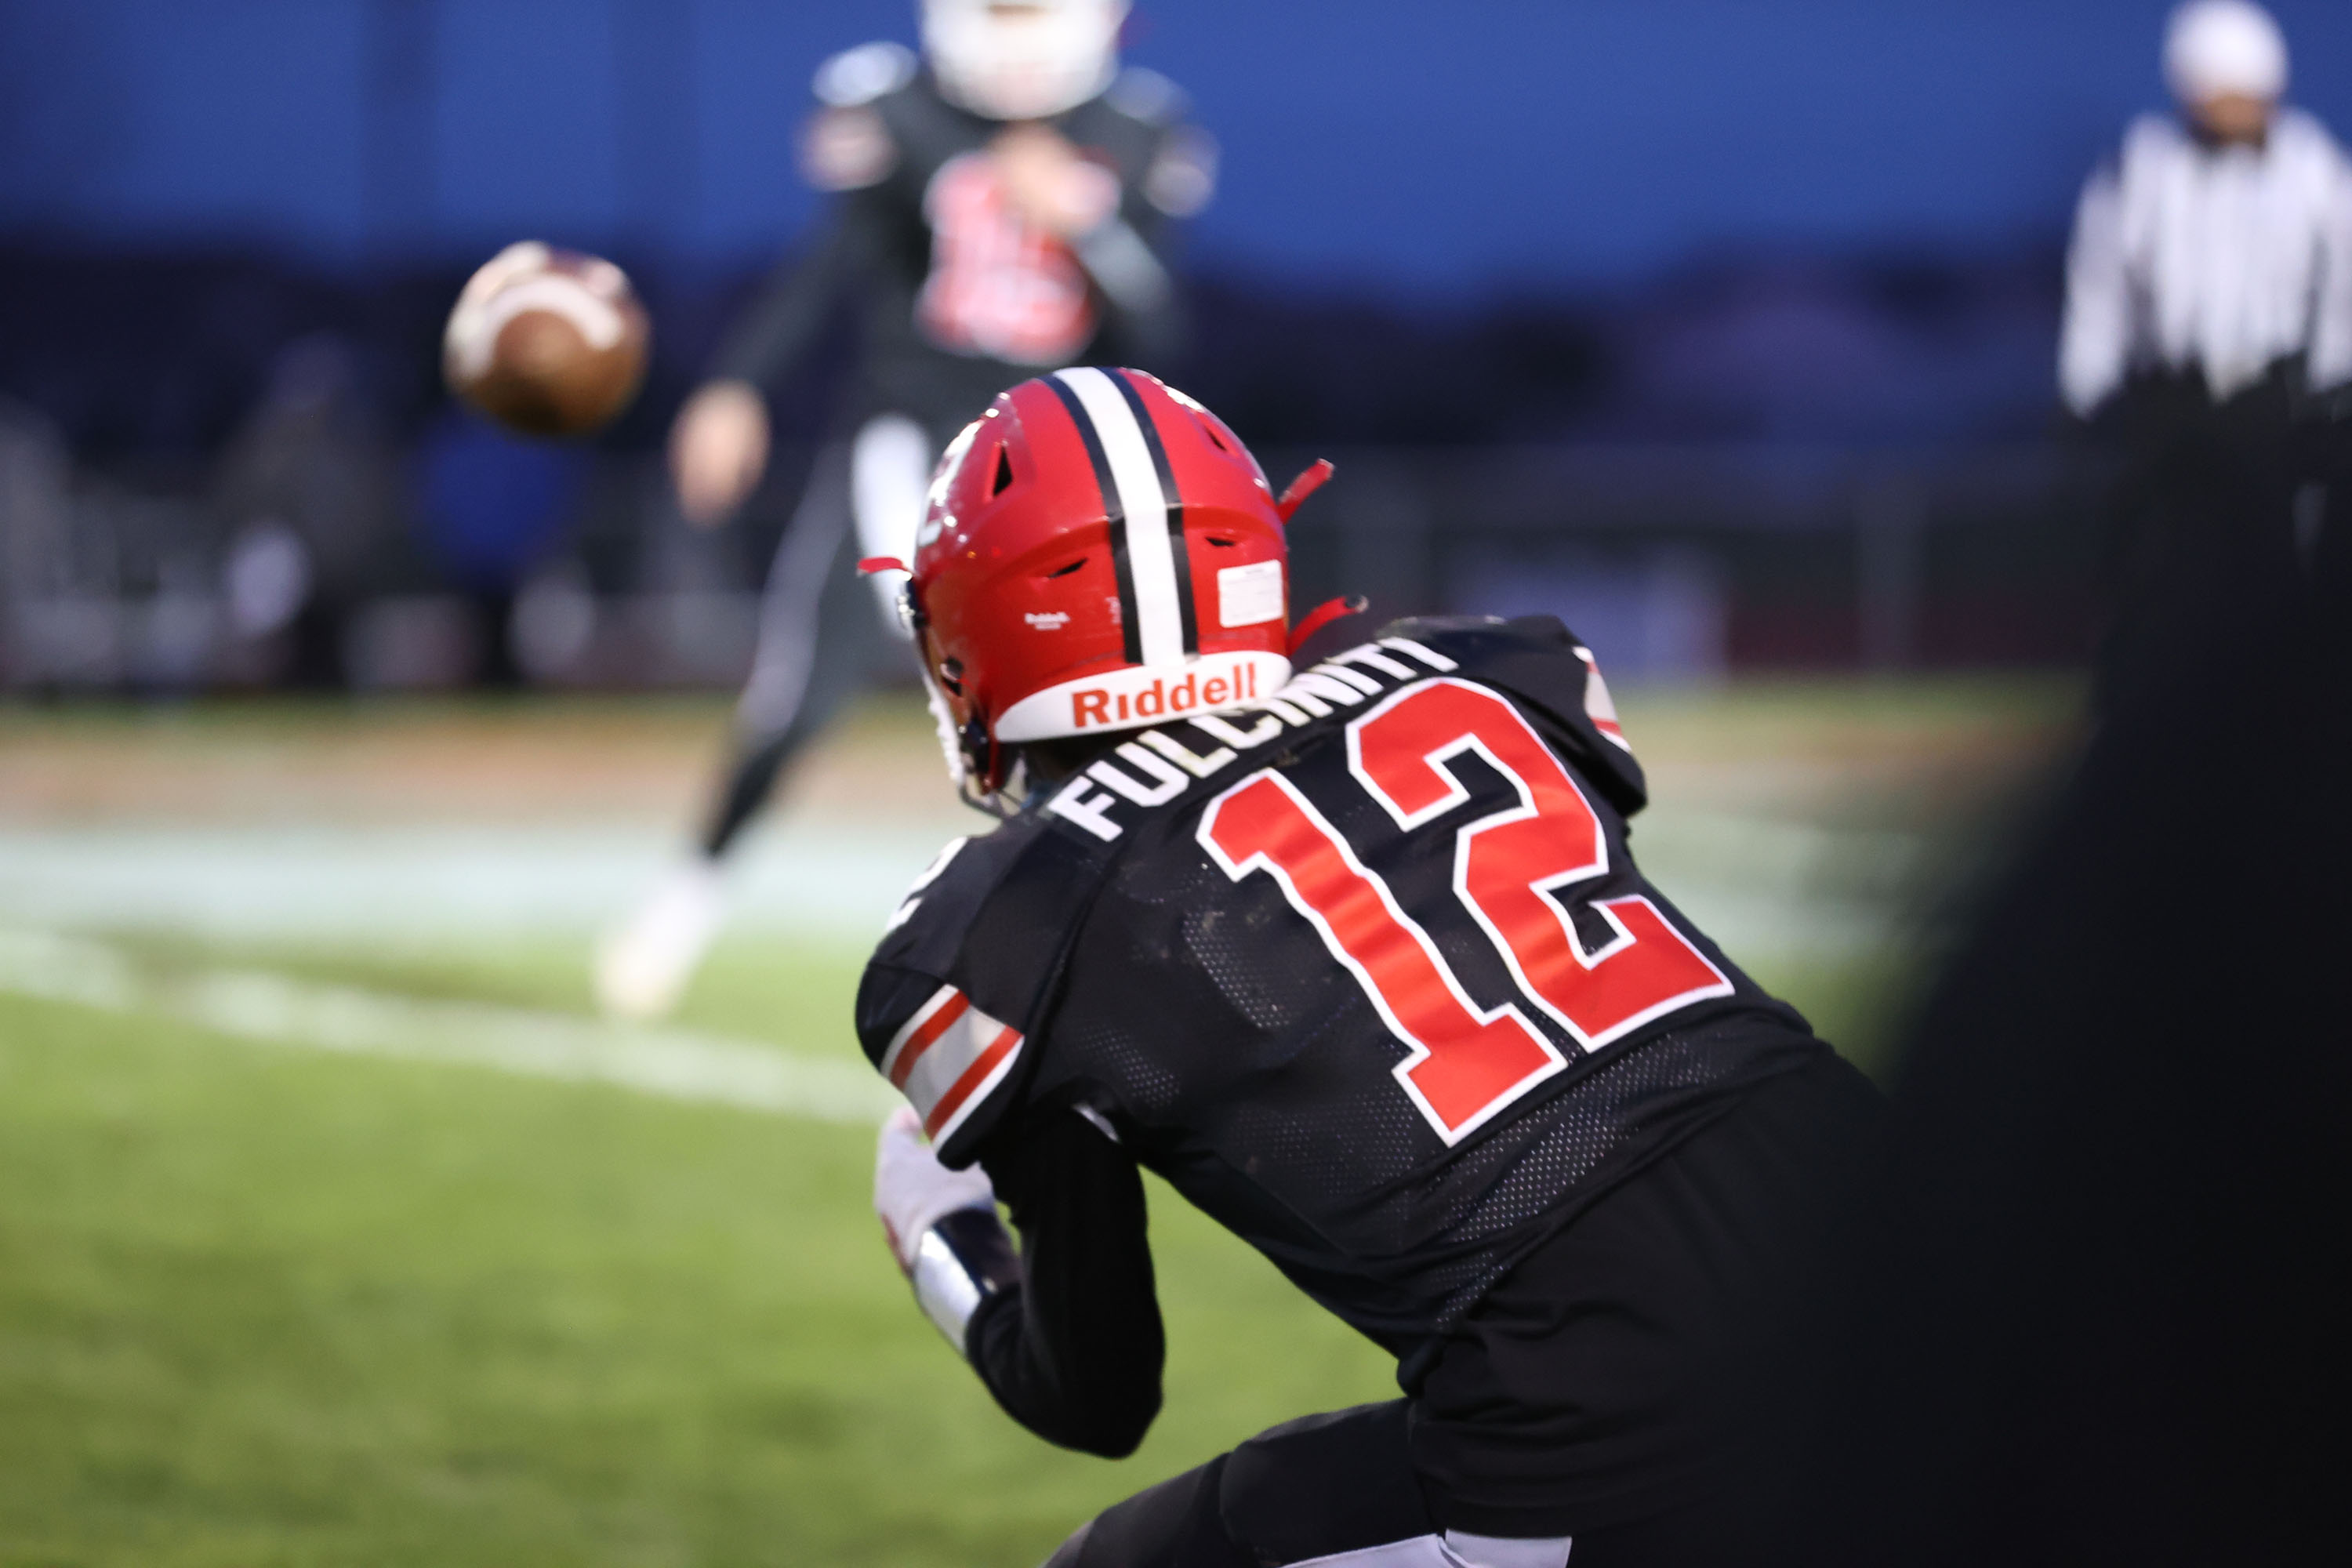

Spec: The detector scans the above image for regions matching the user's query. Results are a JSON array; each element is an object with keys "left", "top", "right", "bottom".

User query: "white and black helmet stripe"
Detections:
[
  {"left": 1107, "top": 368, "right": 1200, "bottom": 655},
  {"left": 1040, "top": 372, "right": 1140, "bottom": 664},
  {"left": 1048, "top": 367, "right": 1193, "bottom": 670}
]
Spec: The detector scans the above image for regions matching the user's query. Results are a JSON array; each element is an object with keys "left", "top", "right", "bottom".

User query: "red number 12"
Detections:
[{"left": 1198, "top": 678, "right": 1730, "bottom": 1144}]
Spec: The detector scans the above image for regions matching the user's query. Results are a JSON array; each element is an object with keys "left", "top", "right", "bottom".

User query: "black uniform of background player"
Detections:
[
  {"left": 698, "top": 41, "right": 1201, "bottom": 858},
  {"left": 859, "top": 617, "right": 1882, "bottom": 1565}
]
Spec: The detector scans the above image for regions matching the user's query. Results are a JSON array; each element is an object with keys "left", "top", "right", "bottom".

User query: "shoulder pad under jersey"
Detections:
[
  {"left": 813, "top": 41, "right": 918, "bottom": 107},
  {"left": 801, "top": 102, "right": 900, "bottom": 191},
  {"left": 1143, "top": 122, "right": 1218, "bottom": 217},
  {"left": 858, "top": 815, "right": 1110, "bottom": 1164},
  {"left": 1380, "top": 615, "right": 1650, "bottom": 818},
  {"left": 1105, "top": 67, "right": 1189, "bottom": 125}
]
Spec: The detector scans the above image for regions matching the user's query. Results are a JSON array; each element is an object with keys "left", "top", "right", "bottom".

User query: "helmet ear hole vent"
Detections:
[
  {"left": 992, "top": 446, "right": 1014, "bottom": 496},
  {"left": 1204, "top": 535, "right": 1238, "bottom": 548},
  {"left": 1045, "top": 557, "right": 1087, "bottom": 578},
  {"left": 938, "top": 659, "right": 965, "bottom": 695}
]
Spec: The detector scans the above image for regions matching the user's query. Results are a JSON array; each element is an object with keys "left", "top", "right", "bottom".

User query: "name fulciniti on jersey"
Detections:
[{"left": 1044, "top": 637, "right": 1460, "bottom": 843}]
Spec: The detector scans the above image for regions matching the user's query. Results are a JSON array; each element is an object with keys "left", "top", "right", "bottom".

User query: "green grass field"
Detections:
[
  {"left": 0, "top": 960, "right": 1396, "bottom": 1566},
  {"left": 0, "top": 681, "right": 2078, "bottom": 1566}
]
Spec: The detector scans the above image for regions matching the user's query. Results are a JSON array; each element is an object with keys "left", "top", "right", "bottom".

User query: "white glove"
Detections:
[{"left": 873, "top": 1105, "right": 997, "bottom": 1272}]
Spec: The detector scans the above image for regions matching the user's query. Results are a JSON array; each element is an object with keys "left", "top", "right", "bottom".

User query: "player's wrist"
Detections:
[{"left": 907, "top": 1207, "right": 1022, "bottom": 1352}]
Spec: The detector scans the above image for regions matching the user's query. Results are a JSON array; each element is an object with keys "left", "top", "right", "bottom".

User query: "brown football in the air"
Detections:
[{"left": 444, "top": 242, "right": 650, "bottom": 437}]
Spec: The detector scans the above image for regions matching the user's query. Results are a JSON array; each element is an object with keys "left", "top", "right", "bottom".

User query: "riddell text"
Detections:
[{"left": 1073, "top": 666, "right": 1261, "bottom": 728}]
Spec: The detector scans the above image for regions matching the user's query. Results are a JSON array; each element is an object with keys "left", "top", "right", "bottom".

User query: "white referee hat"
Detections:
[{"left": 2165, "top": 1, "right": 2288, "bottom": 104}]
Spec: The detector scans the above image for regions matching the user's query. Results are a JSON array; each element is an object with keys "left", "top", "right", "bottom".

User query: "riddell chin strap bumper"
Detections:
[{"left": 909, "top": 1207, "right": 1024, "bottom": 1352}]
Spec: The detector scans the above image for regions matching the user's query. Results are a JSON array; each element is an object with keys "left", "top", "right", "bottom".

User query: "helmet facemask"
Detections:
[{"left": 917, "top": 626, "right": 1029, "bottom": 818}]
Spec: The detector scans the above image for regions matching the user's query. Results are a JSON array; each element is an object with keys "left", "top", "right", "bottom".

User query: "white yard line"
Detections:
[
  {"left": 0, "top": 822, "right": 962, "bottom": 942},
  {"left": 0, "top": 927, "right": 898, "bottom": 1126},
  {"left": 0, "top": 815, "right": 1917, "bottom": 960}
]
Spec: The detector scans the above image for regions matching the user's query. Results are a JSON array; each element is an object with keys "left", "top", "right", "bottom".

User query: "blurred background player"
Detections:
[
  {"left": 2059, "top": 0, "right": 2352, "bottom": 708},
  {"left": 596, "top": 0, "right": 1215, "bottom": 1019},
  {"left": 212, "top": 335, "right": 401, "bottom": 688}
]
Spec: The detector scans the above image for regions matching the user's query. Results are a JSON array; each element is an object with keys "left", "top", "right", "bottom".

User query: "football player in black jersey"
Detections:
[
  {"left": 860, "top": 370, "right": 1883, "bottom": 1567},
  {"left": 597, "top": 0, "right": 1214, "bottom": 1018}
]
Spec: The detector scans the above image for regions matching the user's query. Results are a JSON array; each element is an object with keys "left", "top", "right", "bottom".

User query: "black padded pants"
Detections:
[{"left": 699, "top": 440, "right": 906, "bottom": 858}]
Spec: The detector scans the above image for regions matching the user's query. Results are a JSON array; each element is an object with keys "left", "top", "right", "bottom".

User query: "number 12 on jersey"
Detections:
[{"left": 1198, "top": 678, "right": 1731, "bottom": 1144}]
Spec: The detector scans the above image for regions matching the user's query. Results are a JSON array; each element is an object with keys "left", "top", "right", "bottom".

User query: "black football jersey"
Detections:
[
  {"left": 856, "top": 616, "right": 1827, "bottom": 1354},
  {"left": 715, "top": 43, "right": 1200, "bottom": 436}
]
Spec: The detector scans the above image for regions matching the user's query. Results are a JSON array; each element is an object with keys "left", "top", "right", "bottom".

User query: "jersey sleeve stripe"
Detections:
[
  {"left": 882, "top": 986, "right": 971, "bottom": 1088},
  {"left": 920, "top": 1024, "right": 1025, "bottom": 1142},
  {"left": 1572, "top": 646, "right": 1635, "bottom": 753},
  {"left": 882, "top": 983, "right": 1025, "bottom": 1140}
]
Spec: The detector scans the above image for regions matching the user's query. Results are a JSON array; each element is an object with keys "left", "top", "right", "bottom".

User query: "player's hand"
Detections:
[
  {"left": 988, "top": 123, "right": 1120, "bottom": 240},
  {"left": 670, "top": 379, "right": 770, "bottom": 528},
  {"left": 874, "top": 1106, "right": 998, "bottom": 1274}
]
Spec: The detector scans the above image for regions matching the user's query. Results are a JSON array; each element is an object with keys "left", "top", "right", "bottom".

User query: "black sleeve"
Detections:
[
  {"left": 708, "top": 191, "right": 884, "bottom": 392},
  {"left": 966, "top": 1109, "right": 1164, "bottom": 1457}
]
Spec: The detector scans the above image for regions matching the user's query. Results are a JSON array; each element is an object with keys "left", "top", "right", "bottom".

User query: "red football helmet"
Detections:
[{"left": 888, "top": 368, "right": 1309, "bottom": 804}]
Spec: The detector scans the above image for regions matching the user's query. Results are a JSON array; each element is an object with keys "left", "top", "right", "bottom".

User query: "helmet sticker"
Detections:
[{"left": 1218, "top": 560, "right": 1284, "bottom": 628}]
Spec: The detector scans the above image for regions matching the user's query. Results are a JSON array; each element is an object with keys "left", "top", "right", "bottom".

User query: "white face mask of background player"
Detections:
[{"left": 921, "top": 0, "right": 1128, "bottom": 122}]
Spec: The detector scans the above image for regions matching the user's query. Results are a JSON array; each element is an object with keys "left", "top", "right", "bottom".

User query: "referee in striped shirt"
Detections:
[{"left": 2060, "top": 1, "right": 2352, "bottom": 701}]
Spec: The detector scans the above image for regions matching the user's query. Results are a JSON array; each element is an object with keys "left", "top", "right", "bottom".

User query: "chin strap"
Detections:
[
  {"left": 949, "top": 709, "right": 1027, "bottom": 820},
  {"left": 905, "top": 600, "right": 1023, "bottom": 818},
  {"left": 908, "top": 1208, "right": 1023, "bottom": 1352}
]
